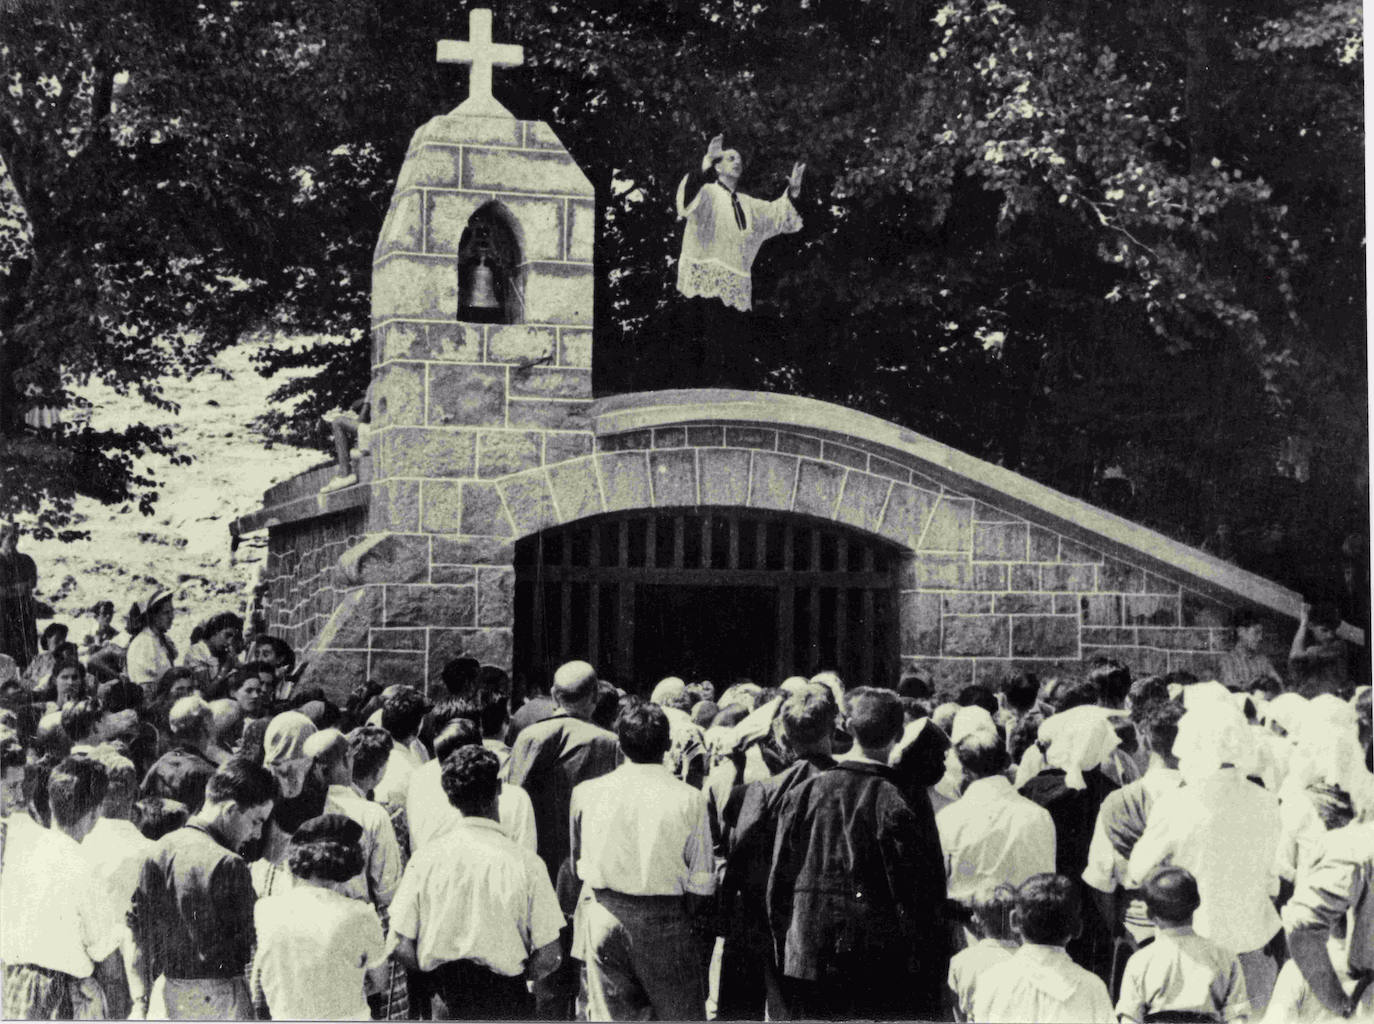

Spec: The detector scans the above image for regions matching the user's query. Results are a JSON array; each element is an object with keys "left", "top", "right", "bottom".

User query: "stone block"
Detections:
[
  {"left": 1059, "top": 537, "right": 1104, "bottom": 563},
  {"left": 549, "top": 459, "right": 604, "bottom": 522},
  {"left": 421, "top": 323, "right": 484, "bottom": 362},
  {"left": 975, "top": 501, "right": 1018, "bottom": 522},
  {"left": 339, "top": 534, "right": 429, "bottom": 585},
  {"left": 1123, "top": 594, "right": 1179, "bottom": 627},
  {"left": 725, "top": 426, "right": 775, "bottom": 450},
  {"left": 1011, "top": 616, "right": 1079, "bottom": 658},
  {"left": 313, "top": 586, "right": 382, "bottom": 650},
  {"left": 568, "top": 199, "right": 594, "bottom": 262},
  {"left": 943, "top": 594, "right": 994, "bottom": 614},
  {"left": 996, "top": 593, "right": 1054, "bottom": 615},
  {"left": 487, "top": 325, "right": 556, "bottom": 364},
  {"left": 510, "top": 367, "right": 591, "bottom": 399},
  {"left": 1143, "top": 572, "right": 1181, "bottom": 596},
  {"left": 653, "top": 428, "right": 686, "bottom": 449},
  {"left": 396, "top": 144, "right": 463, "bottom": 189},
  {"left": 522, "top": 263, "right": 593, "bottom": 325},
  {"left": 1054, "top": 595, "right": 1078, "bottom": 614},
  {"left": 368, "top": 650, "right": 427, "bottom": 691},
  {"left": 455, "top": 193, "right": 568, "bottom": 260},
  {"left": 976, "top": 658, "right": 1082, "bottom": 688},
  {"left": 899, "top": 592, "right": 943, "bottom": 656},
  {"left": 793, "top": 460, "right": 845, "bottom": 520},
  {"left": 478, "top": 431, "right": 542, "bottom": 478},
  {"left": 699, "top": 448, "right": 752, "bottom": 506},
  {"left": 376, "top": 190, "right": 423, "bottom": 256},
  {"left": 921, "top": 497, "right": 973, "bottom": 552},
  {"left": 501, "top": 471, "right": 559, "bottom": 535},
  {"left": 428, "top": 627, "right": 514, "bottom": 676},
  {"left": 384, "top": 427, "right": 477, "bottom": 478},
  {"left": 369, "top": 627, "right": 427, "bottom": 651},
  {"left": 907, "top": 553, "right": 971, "bottom": 590},
  {"left": 972, "top": 564, "right": 1008, "bottom": 591},
  {"left": 900, "top": 657, "right": 974, "bottom": 698},
  {"left": 650, "top": 449, "right": 698, "bottom": 507},
  {"left": 423, "top": 192, "right": 502, "bottom": 256},
  {"left": 431, "top": 564, "right": 477, "bottom": 584},
  {"left": 868, "top": 455, "right": 910, "bottom": 482},
  {"left": 778, "top": 433, "right": 823, "bottom": 458},
  {"left": 877, "top": 484, "right": 938, "bottom": 547},
  {"left": 1167, "top": 650, "right": 1224, "bottom": 678},
  {"left": 1010, "top": 564, "right": 1040, "bottom": 591},
  {"left": 1083, "top": 627, "right": 1138, "bottom": 645},
  {"left": 463, "top": 148, "right": 594, "bottom": 196},
  {"left": 477, "top": 567, "right": 516, "bottom": 628},
  {"left": 821, "top": 440, "right": 867, "bottom": 471},
  {"left": 420, "top": 479, "right": 463, "bottom": 534},
  {"left": 687, "top": 426, "right": 724, "bottom": 447},
  {"left": 1099, "top": 557, "right": 1147, "bottom": 593},
  {"left": 369, "top": 480, "right": 420, "bottom": 532},
  {"left": 371, "top": 254, "right": 457, "bottom": 320},
  {"left": 523, "top": 121, "right": 569, "bottom": 150},
  {"left": 558, "top": 328, "right": 593, "bottom": 369},
  {"left": 1042, "top": 564, "right": 1097, "bottom": 592},
  {"left": 506, "top": 399, "right": 591, "bottom": 431},
  {"left": 600, "top": 452, "right": 652, "bottom": 511},
  {"left": 414, "top": 114, "right": 524, "bottom": 150},
  {"left": 1080, "top": 594, "right": 1122, "bottom": 626},
  {"left": 1135, "top": 627, "right": 1213, "bottom": 651},
  {"left": 1182, "top": 590, "right": 1231, "bottom": 628},
  {"left": 1026, "top": 526, "right": 1058, "bottom": 561},
  {"left": 749, "top": 453, "right": 799, "bottom": 511},
  {"left": 973, "top": 521, "right": 1028, "bottom": 561},
  {"left": 433, "top": 536, "right": 514, "bottom": 565},
  {"left": 1084, "top": 645, "right": 1168, "bottom": 677},
  {"left": 374, "top": 362, "right": 426, "bottom": 428},
  {"left": 544, "top": 433, "right": 594, "bottom": 465},
  {"left": 835, "top": 472, "right": 891, "bottom": 533},
  {"left": 298, "top": 650, "right": 369, "bottom": 701},
  {"left": 602, "top": 430, "right": 651, "bottom": 451},
  {"left": 942, "top": 615, "right": 1009, "bottom": 657},
  {"left": 459, "top": 482, "right": 513, "bottom": 536},
  {"left": 384, "top": 583, "right": 476, "bottom": 628},
  {"left": 428, "top": 365, "right": 506, "bottom": 427}
]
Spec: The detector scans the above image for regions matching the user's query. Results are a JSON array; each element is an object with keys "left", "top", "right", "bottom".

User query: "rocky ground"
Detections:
[{"left": 18, "top": 341, "right": 330, "bottom": 653}]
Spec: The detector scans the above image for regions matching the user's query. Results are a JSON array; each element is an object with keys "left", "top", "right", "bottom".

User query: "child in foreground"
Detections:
[{"left": 948, "top": 883, "right": 1019, "bottom": 1021}]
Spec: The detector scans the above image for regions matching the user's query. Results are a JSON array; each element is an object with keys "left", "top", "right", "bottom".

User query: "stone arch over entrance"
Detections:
[{"left": 512, "top": 508, "right": 903, "bottom": 694}]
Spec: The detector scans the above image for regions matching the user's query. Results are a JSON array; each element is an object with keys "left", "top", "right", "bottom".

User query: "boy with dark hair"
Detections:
[
  {"left": 373, "top": 687, "right": 431, "bottom": 808},
  {"left": 129, "top": 758, "right": 277, "bottom": 1019},
  {"left": 946, "top": 883, "right": 1018, "bottom": 1022},
  {"left": 390, "top": 747, "right": 564, "bottom": 1021},
  {"left": 1116, "top": 866, "right": 1249, "bottom": 1024},
  {"left": 0, "top": 755, "right": 132, "bottom": 1019},
  {"left": 1289, "top": 601, "right": 1352, "bottom": 697},
  {"left": 767, "top": 686, "right": 948, "bottom": 1019},
  {"left": 405, "top": 718, "right": 534, "bottom": 852},
  {"left": 1220, "top": 609, "right": 1283, "bottom": 692},
  {"left": 133, "top": 796, "right": 189, "bottom": 841},
  {"left": 970, "top": 873, "right": 1113, "bottom": 1022}
]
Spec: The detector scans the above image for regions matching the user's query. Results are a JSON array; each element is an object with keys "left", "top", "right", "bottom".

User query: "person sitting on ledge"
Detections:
[{"left": 320, "top": 383, "right": 373, "bottom": 494}]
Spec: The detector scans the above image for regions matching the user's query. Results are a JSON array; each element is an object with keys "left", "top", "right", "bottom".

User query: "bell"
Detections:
[{"left": 463, "top": 256, "right": 502, "bottom": 312}]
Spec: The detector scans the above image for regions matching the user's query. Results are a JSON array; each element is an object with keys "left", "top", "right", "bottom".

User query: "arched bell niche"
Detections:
[{"left": 457, "top": 201, "right": 523, "bottom": 324}]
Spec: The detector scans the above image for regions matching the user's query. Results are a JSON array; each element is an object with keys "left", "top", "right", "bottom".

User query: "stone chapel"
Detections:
[{"left": 233, "top": 10, "right": 1358, "bottom": 700}]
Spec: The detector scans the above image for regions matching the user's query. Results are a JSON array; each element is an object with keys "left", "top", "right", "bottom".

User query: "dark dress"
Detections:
[
  {"left": 0, "top": 549, "right": 38, "bottom": 669},
  {"left": 767, "top": 760, "right": 949, "bottom": 1020}
]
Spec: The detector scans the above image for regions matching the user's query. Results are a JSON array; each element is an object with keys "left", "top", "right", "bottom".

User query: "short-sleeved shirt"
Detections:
[
  {"left": 970, "top": 943, "right": 1115, "bottom": 1023},
  {"left": 129, "top": 822, "right": 258, "bottom": 979},
  {"left": 947, "top": 938, "right": 1015, "bottom": 1020},
  {"left": 0, "top": 824, "right": 123, "bottom": 977},
  {"left": 140, "top": 744, "right": 217, "bottom": 814},
  {"left": 1290, "top": 639, "right": 1352, "bottom": 698},
  {"left": 1281, "top": 821, "right": 1374, "bottom": 977},
  {"left": 406, "top": 759, "right": 535, "bottom": 854},
  {"left": 82, "top": 817, "right": 155, "bottom": 915},
  {"left": 389, "top": 816, "right": 564, "bottom": 977},
  {"left": 1115, "top": 925, "right": 1249, "bottom": 1024},
  {"left": 323, "top": 783, "right": 403, "bottom": 911},
  {"left": 254, "top": 883, "right": 387, "bottom": 1021},
  {"left": 937, "top": 775, "right": 1056, "bottom": 905}
]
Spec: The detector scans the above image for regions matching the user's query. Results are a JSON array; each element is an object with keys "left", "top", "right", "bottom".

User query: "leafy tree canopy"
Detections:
[{"left": 0, "top": 0, "right": 1364, "bottom": 599}]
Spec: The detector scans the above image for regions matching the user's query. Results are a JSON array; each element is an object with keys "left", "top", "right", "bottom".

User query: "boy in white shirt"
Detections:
[
  {"left": 1116, "top": 866, "right": 1250, "bottom": 1023},
  {"left": 947, "top": 883, "right": 1018, "bottom": 1022},
  {"left": 970, "top": 873, "right": 1114, "bottom": 1023}
]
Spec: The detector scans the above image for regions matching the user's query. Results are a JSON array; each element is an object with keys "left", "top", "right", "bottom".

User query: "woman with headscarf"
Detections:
[
  {"left": 1016, "top": 704, "right": 1122, "bottom": 979},
  {"left": 251, "top": 711, "right": 326, "bottom": 869},
  {"left": 125, "top": 586, "right": 177, "bottom": 690}
]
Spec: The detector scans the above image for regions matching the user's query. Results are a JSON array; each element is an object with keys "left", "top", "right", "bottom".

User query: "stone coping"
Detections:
[
  {"left": 590, "top": 390, "right": 1328, "bottom": 631},
  {"left": 234, "top": 457, "right": 373, "bottom": 535}
]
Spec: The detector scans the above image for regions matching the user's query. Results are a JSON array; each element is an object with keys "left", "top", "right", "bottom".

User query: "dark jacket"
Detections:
[{"left": 766, "top": 759, "right": 947, "bottom": 1016}]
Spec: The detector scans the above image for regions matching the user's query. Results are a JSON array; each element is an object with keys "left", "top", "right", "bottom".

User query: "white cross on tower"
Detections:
[{"left": 436, "top": 9, "right": 524, "bottom": 118}]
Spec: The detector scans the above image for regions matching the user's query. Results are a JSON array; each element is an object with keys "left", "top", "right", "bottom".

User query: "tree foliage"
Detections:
[{"left": 1, "top": 0, "right": 1364, "bottom": 596}]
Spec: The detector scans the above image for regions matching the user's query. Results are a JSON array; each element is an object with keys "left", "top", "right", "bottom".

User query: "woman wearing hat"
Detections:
[{"left": 125, "top": 586, "right": 177, "bottom": 690}]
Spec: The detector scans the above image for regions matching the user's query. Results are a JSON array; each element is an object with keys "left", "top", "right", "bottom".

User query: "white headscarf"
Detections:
[
  {"left": 1172, "top": 700, "right": 1255, "bottom": 783},
  {"left": 950, "top": 705, "right": 998, "bottom": 746},
  {"left": 1263, "top": 693, "right": 1309, "bottom": 736},
  {"left": 1017, "top": 705, "right": 1121, "bottom": 791},
  {"left": 1284, "top": 695, "right": 1374, "bottom": 820},
  {"left": 1181, "top": 680, "right": 1233, "bottom": 711}
]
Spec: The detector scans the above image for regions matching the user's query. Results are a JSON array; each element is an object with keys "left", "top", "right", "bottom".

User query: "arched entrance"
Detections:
[{"left": 514, "top": 507, "right": 901, "bottom": 693}]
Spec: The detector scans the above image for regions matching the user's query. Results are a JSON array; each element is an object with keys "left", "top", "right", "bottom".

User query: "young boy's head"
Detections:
[
  {"left": 970, "top": 883, "right": 1018, "bottom": 944},
  {"left": 1012, "top": 874, "right": 1082, "bottom": 946},
  {"left": 1141, "top": 866, "right": 1201, "bottom": 928}
]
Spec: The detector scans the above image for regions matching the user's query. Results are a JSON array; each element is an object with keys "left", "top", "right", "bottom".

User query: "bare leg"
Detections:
[{"left": 331, "top": 420, "right": 356, "bottom": 476}]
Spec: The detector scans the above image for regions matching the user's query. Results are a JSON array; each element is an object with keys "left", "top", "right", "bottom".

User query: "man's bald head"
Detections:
[{"left": 553, "top": 661, "right": 599, "bottom": 708}]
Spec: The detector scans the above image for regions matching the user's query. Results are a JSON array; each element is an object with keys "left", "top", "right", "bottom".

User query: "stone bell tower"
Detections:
[{"left": 353, "top": 9, "right": 596, "bottom": 681}]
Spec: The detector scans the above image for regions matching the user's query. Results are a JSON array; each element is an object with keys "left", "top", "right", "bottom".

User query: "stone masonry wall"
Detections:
[{"left": 263, "top": 508, "right": 368, "bottom": 657}]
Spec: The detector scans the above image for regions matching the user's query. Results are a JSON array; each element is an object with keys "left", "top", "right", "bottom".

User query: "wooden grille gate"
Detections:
[{"left": 513, "top": 508, "right": 900, "bottom": 694}]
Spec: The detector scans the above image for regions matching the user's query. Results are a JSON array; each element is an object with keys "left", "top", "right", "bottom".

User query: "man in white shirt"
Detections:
[
  {"left": 938, "top": 727, "right": 1057, "bottom": 916},
  {"left": 390, "top": 746, "right": 563, "bottom": 1020},
  {"left": 971, "top": 873, "right": 1114, "bottom": 1023},
  {"left": 1, "top": 756, "right": 131, "bottom": 1018},
  {"left": 571, "top": 700, "right": 716, "bottom": 1020},
  {"left": 372, "top": 688, "right": 430, "bottom": 810},
  {"left": 406, "top": 718, "right": 535, "bottom": 853},
  {"left": 1128, "top": 701, "right": 1282, "bottom": 1015}
]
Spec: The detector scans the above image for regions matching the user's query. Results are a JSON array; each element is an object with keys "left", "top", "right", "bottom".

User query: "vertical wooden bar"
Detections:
[
  {"left": 783, "top": 523, "right": 795, "bottom": 571},
  {"left": 560, "top": 582, "right": 572, "bottom": 656},
  {"left": 646, "top": 516, "right": 658, "bottom": 569},
  {"left": 617, "top": 518, "right": 629, "bottom": 567},
  {"left": 673, "top": 515, "right": 685, "bottom": 568},
  {"left": 588, "top": 527, "right": 601, "bottom": 667},
  {"left": 808, "top": 583, "right": 821, "bottom": 670},
  {"left": 728, "top": 515, "right": 740, "bottom": 569},
  {"left": 702, "top": 512, "right": 713, "bottom": 568},
  {"left": 862, "top": 587, "right": 876, "bottom": 687},
  {"left": 834, "top": 586, "right": 846, "bottom": 678},
  {"left": 777, "top": 585, "right": 795, "bottom": 682},
  {"left": 616, "top": 583, "right": 635, "bottom": 689},
  {"left": 755, "top": 521, "right": 767, "bottom": 569}
]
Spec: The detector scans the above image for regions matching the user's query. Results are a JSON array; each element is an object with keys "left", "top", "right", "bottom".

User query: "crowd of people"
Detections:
[{"left": 0, "top": 571, "right": 1370, "bottom": 1022}]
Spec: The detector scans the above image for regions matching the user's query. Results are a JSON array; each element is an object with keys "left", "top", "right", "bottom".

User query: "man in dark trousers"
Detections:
[
  {"left": 502, "top": 660, "right": 620, "bottom": 1019},
  {"left": 766, "top": 686, "right": 949, "bottom": 1020}
]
